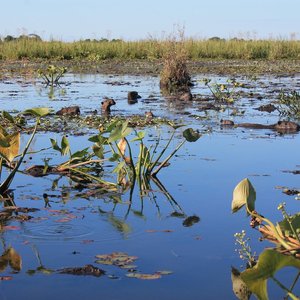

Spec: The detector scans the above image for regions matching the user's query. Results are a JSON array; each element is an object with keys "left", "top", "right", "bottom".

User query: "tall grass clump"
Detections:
[{"left": 158, "top": 30, "right": 192, "bottom": 91}]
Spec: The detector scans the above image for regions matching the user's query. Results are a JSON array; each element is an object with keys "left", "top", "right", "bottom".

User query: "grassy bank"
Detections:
[{"left": 0, "top": 38, "right": 300, "bottom": 61}]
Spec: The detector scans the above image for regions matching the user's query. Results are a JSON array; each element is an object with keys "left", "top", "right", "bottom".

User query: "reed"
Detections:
[{"left": 0, "top": 38, "right": 300, "bottom": 61}]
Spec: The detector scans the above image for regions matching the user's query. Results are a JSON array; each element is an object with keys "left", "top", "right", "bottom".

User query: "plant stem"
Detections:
[
  {"left": 272, "top": 276, "right": 299, "bottom": 300},
  {"left": 148, "top": 130, "right": 176, "bottom": 174},
  {"left": 0, "top": 118, "right": 39, "bottom": 194},
  {"left": 69, "top": 168, "right": 116, "bottom": 187},
  {"left": 151, "top": 140, "right": 185, "bottom": 177},
  {"left": 247, "top": 207, "right": 294, "bottom": 252}
]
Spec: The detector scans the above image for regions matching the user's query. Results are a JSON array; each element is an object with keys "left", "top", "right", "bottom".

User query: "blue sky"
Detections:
[{"left": 1, "top": 0, "right": 299, "bottom": 41}]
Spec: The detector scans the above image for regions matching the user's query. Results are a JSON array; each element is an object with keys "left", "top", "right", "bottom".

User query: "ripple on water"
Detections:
[
  {"left": 23, "top": 223, "right": 94, "bottom": 241},
  {"left": 22, "top": 222, "right": 142, "bottom": 242}
]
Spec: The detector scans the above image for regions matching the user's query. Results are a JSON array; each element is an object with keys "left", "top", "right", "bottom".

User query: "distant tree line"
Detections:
[{"left": 0, "top": 34, "right": 124, "bottom": 43}]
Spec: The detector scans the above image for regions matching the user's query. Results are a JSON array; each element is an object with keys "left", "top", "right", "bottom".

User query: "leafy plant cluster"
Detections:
[
  {"left": 202, "top": 78, "right": 243, "bottom": 103},
  {"left": 0, "top": 110, "right": 200, "bottom": 207},
  {"left": 231, "top": 178, "right": 300, "bottom": 300},
  {"left": 278, "top": 90, "right": 300, "bottom": 118},
  {"left": 37, "top": 65, "right": 67, "bottom": 87}
]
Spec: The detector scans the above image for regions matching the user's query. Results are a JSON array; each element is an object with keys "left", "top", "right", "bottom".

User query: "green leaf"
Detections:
[
  {"left": 183, "top": 128, "right": 201, "bottom": 142},
  {"left": 131, "top": 131, "right": 146, "bottom": 142},
  {"left": 108, "top": 121, "right": 131, "bottom": 143},
  {"left": 88, "top": 135, "right": 108, "bottom": 145},
  {"left": 2, "top": 111, "right": 15, "bottom": 124},
  {"left": 232, "top": 178, "right": 256, "bottom": 214},
  {"left": 88, "top": 135, "right": 100, "bottom": 143},
  {"left": 92, "top": 144, "right": 104, "bottom": 159},
  {"left": 50, "top": 138, "right": 61, "bottom": 153},
  {"left": 241, "top": 249, "right": 300, "bottom": 300},
  {"left": 109, "top": 153, "right": 121, "bottom": 162},
  {"left": 23, "top": 107, "right": 50, "bottom": 117},
  {"left": 279, "top": 213, "right": 300, "bottom": 238},
  {"left": 71, "top": 148, "right": 89, "bottom": 160},
  {"left": 61, "top": 136, "right": 70, "bottom": 156}
]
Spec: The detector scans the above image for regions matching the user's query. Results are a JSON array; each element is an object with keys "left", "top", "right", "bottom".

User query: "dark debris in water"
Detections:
[
  {"left": 182, "top": 215, "right": 200, "bottom": 227},
  {"left": 59, "top": 264, "right": 105, "bottom": 277},
  {"left": 282, "top": 188, "right": 300, "bottom": 196}
]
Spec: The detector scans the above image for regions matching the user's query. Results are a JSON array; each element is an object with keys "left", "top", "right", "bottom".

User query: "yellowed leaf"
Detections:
[
  {"left": 0, "top": 132, "right": 20, "bottom": 163},
  {"left": 117, "top": 138, "right": 127, "bottom": 156}
]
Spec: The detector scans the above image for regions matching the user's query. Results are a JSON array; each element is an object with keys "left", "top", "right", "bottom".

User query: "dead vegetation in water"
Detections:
[{"left": 159, "top": 29, "right": 192, "bottom": 92}]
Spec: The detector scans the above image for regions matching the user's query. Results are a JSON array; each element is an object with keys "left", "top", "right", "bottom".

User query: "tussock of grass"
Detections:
[
  {"left": 159, "top": 37, "right": 191, "bottom": 90},
  {"left": 0, "top": 38, "right": 300, "bottom": 61}
]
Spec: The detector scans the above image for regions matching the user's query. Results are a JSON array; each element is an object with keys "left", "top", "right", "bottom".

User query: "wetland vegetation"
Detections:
[{"left": 0, "top": 34, "right": 300, "bottom": 299}]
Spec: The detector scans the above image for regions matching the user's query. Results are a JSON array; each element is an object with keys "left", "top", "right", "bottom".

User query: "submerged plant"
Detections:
[
  {"left": 37, "top": 65, "right": 67, "bottom": 87},
  {"left": 231, "top": 178, "right": 300, "bottom": 300}
]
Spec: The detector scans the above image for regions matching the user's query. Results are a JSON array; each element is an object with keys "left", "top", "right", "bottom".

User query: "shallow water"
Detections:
[{"left": 0, "top": 73, "right": 299, "bottom": 299}]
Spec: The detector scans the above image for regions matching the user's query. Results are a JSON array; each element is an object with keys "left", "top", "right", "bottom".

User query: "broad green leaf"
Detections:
[
  {"left": 232, "top": 178, "right": 256, "bottom": 214},
  {"left": 231, "top": 267, "right": 251, "bottom": 300},
  {"left": 109, "top": 153, "right": 121, "bottom": 162},
  {"left": 61, "top": 136, "right": 70, "bottom": 156},
  {"left": 105, "top": 120, "right": 120, "bottom": 133},
  {"left": 241, "top": 249, "right": 300, "bottom": 300},
  {"left": 279, "top": 213, "right": 300, "bottom": 238},
  {"left": 88, "top": 135, "right": 100, "bottom": 143},
  {"left": 131, "top": 131, "right": 146, "bottom": 142},
  {"left": 2, "top": 111, "right": 15, "bottom": 124},
  {"left": 50, "top": 138, "right": 61, "bottom": 152},
  {"left": 92, "top": 144, "right": 104, "bottom": 159},
  {"left": 0, "top": 132, "right": 20, "bottom": 163},
  {"left": 108, "top": 122, "right": 132, "bottom": 143},
  {"left": 71, "top": 148, "right": 89, "bottom": 160},
  {"left": 108, "top": 124, "right": 123, "bottom": 142},
  {"left": 183, "top": 128, "right": 201, "bottom": 142},
  {"left": 88, "top": 135, "right": 108, "bottom": 145},
  {"left": 23, "top": 107, "right": 50, "bottom": 117}
]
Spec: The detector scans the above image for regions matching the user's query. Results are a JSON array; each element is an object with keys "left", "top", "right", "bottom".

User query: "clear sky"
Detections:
[{"left": 1, "top": 0, "right": 299, "bottom": 41}]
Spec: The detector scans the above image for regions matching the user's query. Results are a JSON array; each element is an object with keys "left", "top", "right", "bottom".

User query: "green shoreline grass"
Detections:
[{"left": 1, "top": 38, "right": 300, "bottom": 61}]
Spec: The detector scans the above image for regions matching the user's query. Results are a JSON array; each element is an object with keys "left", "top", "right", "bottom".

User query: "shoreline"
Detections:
[{"left": 1, "top": 59, "right": 300, "bottom": 77}]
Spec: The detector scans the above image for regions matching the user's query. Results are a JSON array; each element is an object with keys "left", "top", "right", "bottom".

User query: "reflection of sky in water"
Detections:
[{"left": 0, "top": 74, "right": 299, "bottom": 299}]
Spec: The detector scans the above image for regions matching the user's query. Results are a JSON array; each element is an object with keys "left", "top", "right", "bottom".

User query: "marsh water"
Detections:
[{"left": 0, "top": 73, "right": 300, "bottom": 299}]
